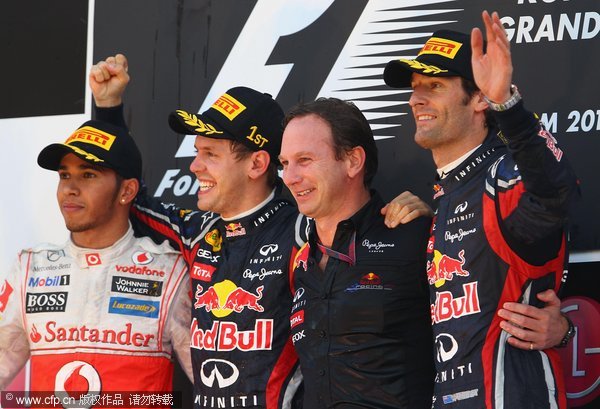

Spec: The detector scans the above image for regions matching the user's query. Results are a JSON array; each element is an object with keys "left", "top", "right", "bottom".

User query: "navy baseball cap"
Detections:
[
  {"left": 168, "top": 87, "right": 284, "bottom": 163},
  {"left": 37, "top": 120, "right": 142, "bottom": 180},
  {"left": 384, "top": 30, "right": 479, "bottom": 88}
]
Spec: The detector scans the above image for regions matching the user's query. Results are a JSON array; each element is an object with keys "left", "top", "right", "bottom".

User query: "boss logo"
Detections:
[{"left": 26, "top": 292, "right": 68, "bottom": 313}]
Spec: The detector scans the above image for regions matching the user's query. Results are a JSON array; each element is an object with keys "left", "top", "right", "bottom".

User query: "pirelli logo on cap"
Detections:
[
  {"left": 64, "top": 126, "right": 116, "bottom": 151},
  {"left": 212, "top": 93, "right": 247, "bottom": 121},
  {"left": 419, "top": 37, "right": 463, "bottom": 59}
]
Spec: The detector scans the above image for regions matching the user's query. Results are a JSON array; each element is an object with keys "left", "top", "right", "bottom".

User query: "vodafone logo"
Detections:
[
  {"left": 132, "top": 251, "right": 153, "bottom": 265},
  {"left": 85, "top": 253, "right": 101, "bottom": 267},
  {"left": 200, "top": 359, "right": 240, "bottom": 388},
  {"left": 55, "top": 361, "right": 101, "bottom": 408}
]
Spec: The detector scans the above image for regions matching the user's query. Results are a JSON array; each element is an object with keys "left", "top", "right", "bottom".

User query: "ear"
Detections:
[
  {"left": 345, "top": 146, "right": 366, "bottom": 179},
  {"left": 247, "top": 150, "right": 271, "bottom": 180},
  {"left": 472, "top": 90, "right": 489, "bottom": 114},
  {"left": 118, "top": 178, "right": 140, "bottom": 205}
]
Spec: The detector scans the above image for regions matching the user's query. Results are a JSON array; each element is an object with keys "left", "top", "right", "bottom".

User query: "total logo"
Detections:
[
  {"left": 132, "top": 251, "right": 153, "bottom": 265},
  {"left": 190, "top": 318, "right": 273, "bottom": 352},
  {"left": 55, "top": 361, "right": 101, "bottom": 409},
  {"left": 427, "top": 249, "right": 469, "bottom": 288},
  {"left": 200, "top": 359, "right": 239, "bottom": 388},
  {"left": 194, "top": 280, "right": 264, "bottom": 317}
]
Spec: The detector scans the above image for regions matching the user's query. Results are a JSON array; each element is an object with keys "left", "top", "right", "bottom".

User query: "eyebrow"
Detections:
[{"left": 58, "top": 163, "right": 106, "bottom": 172}]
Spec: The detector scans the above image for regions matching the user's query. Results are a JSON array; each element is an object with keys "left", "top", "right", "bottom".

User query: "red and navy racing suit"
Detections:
[
  {"left": 427, "top": 100, "right": 578, "bottom": 408},
  {"left": 96, "top": 105, "right": 308, "bottom": 409},
  {"left": 132, "top": 193, "right": 307, "bottom": 409}
]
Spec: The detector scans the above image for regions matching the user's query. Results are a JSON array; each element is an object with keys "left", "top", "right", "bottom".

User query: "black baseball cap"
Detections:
[
  {"left": 37, "top": 120, "right": 142, "bottom": 180},
  {"left": 384, "top": 30, "right": 479, "bottom": 88},
  {"left": 168, "top": 87, "right": 284, "bottom": 163}
]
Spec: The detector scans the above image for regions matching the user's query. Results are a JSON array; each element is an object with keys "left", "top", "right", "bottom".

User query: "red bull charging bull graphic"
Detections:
[
  {"left": 427, "top": 249, "right": 470, "bottom": 288},
  {"left": 292, "top": 242, "right": 310, "bottom": 272},
  {"left": 193, "top": 280, "right": 264, "bottom": 317}
]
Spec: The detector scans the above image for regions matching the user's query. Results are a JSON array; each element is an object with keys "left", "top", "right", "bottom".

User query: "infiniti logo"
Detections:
[
  {"left": 454, "top": 201, "right": 468, "bottom": 214},
  {"left": 201, "top": 359, "right": 240, "bottom": 388},
  {"left": 259, "top": 244, "right": 279, "bottom": 256},
  {"left": 435, "top": 333, "right": 459, "bottom": 363},
  {"left": 293, "top": 287, "right": 305, "bottom": 303}
]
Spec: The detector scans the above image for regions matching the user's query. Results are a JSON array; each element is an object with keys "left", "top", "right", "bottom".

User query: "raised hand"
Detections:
[
  {"left": 471, "top": 11, "right": 513, "bottom": 104},
  {"left": 89, "top": 53, "right": 130, "bottom": 107}
]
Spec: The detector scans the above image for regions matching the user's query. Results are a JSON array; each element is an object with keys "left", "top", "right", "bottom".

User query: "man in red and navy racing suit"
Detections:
[
  {"left": 383, "top": 13, "right": 579, "bottom": 409},
  {"left": 0, "top": 120, "right": 192, "bottom": 405},
  {"left": 90, "top": 55, "right": 307, "bottom": 408}
]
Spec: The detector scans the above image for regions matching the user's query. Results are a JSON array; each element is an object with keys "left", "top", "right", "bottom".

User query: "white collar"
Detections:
[{"left": 437, "top": 145, "right": 481, "bottom": 179}]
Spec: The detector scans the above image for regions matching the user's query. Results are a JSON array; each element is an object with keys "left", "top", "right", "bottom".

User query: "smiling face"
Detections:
[
  {"left": 189, "top": 136, "right": 255, "bottom": 218},
  {"left": 57, "top": 153, "right": 122, "bottom": 235},
  {"left": 409, "top": 73, "right": 486, "bottom": 167},
  {"left": 279, "top": 114, "right": 352, "bottom": 222}
]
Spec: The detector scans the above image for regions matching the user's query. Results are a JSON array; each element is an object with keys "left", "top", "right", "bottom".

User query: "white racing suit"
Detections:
[{"left": 0, "top": 227, "right": 192, "bottom": 407}]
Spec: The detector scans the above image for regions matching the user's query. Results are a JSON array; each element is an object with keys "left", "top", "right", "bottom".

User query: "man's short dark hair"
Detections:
[{"left": 284, "top": 98, "right": 378, "bottom": 187}]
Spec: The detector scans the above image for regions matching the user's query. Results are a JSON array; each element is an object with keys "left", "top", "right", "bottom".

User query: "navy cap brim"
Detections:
[
  {"left": 384, "top": 58, "right": 461, "bottom": 88},
  {"left": 37, "top": 143, "right": 114, "bottom": 172},
  {"left": 168, "top": 110, "right": 232, "bottom": 140}
]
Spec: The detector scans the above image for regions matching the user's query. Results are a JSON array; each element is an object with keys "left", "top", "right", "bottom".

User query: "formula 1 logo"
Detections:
[
  {"left": 55, "top": 361, "right": 101, "bottom": 408},
  {"left": 155, "top": 0, "right": 461, "bottom": 197}
]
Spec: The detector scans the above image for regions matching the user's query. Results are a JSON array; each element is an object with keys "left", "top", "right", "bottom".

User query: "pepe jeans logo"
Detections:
[{"left": 361, "top": 239, "right": 395, "bottom": 252}]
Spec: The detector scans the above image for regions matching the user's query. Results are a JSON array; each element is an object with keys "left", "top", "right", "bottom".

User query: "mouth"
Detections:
[
  {"left": 198, "top": 180, "right": 216, "bottom": 193},
  {"left": 416, "top": 113, "right": 436, "bottom": 122},
  {"left": 61, "top": 202, "right": 84, "bottom": 213},
  {"left": 296, "top": 188, "right": 314, "bottom": 197}
]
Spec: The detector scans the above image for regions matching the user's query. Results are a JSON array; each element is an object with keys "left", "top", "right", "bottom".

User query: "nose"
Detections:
[
  {"left": 408, "top": 88, "right": 425, "bottom": 108},
  {"left": 189, "top": 152, "right": 206, "bottom": 174},
  {"left": 58, "top": 178, "right": 79, "bottom": 197},
  {"left": 281, "top": 163, "right": 300, "bottom": 189}
]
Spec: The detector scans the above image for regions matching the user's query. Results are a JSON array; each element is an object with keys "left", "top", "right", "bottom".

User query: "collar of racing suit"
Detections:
[{"left": 66, "top": 224, "right": 136, "bottom": 267}]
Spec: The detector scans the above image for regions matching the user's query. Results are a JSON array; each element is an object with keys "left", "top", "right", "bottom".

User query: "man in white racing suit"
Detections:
[{"left": 0, "top": 119, "right": 192, "bottom": 406}]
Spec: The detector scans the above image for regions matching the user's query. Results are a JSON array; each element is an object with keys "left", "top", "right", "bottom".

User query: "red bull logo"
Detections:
[
  {"left": 0, "top": 279, "right": 13, "bottom": 313},
  {"left": 427, "top": 249, "right": 469, "bottom": 288},
  {"left": 360, "top": 273, "right": 381, "bottom": 285},
  {"left": 190, "top": 318, "right": 273, "bottom": 351},
  {"left": 431, "top": 282, "right": 481, "bottom": 324},
  {"left": 193, "top": 280, "right": 264, "bottom": 317},
  {"left": 225, "top": 223, "right": 246, "bottom": 238},
  {"left": 292, "top": 242, "right": 310, "bottom": 272}
]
